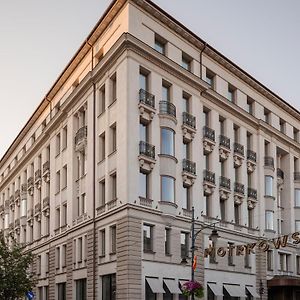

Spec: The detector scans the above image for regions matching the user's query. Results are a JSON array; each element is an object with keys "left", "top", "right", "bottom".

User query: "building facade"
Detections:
[{"left": 0, "top": 0, "right": 300, "bottom": 299}]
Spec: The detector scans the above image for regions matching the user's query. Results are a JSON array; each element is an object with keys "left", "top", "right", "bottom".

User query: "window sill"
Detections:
[
  {"left": 245, "top": 266, "right": 252, "bottom": 269},
  {"left": 228, "top": 263, "right": 235, "bottom": 267},
  {"left": 264, "top": 195, "right": 275, "bottom": 200},
  {"left": 108, "top": 150, "right": 117, "bottom": 157},
  {"left": 265, "top": 229, "right": 276, "bottom": 233},
  {"left": 144, "top": 250, "right": 156, "bottom": 254},
  {"left": 165, "top": 253, "right": 172, "bottom": 257},
  {"left": 158, "top": 154, "right": 178, "bottom": 163},
  {"left": 97, "top": 111, "right": 105, "bottom": 118},
  {"left": 108, "top": 99, "right": 117, "bottom": 108},
  {"left": 98, "top": 158, "right": 105, "bottom": 165}
]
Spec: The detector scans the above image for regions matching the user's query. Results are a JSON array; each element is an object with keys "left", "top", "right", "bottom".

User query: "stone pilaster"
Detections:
[
  {"left": 116, "top": 216, "right": 142, "bottom": 300},
  {"left": 66, "top": 238, "right": 73, "bottom": 300},
  {"left": 86, "top": 229, "right": 97, "bottom": 299},
  {"left": 48, "top": 246, "right": 56, "bottom": 299},
  {"left": 194, "top": 232, "right": 205, "bottom": 285},
  {"left": 256, "top": 248, "right": 268, "bottom": 300}
]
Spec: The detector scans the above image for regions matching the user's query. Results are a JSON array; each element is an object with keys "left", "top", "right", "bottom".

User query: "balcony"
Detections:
[
  {"left": 15, "top": 189, "right": 20, "bottom": 207},
  {"left": 247, "top": 187, "right": 258, "bottom": 209},
  {"left": 219, "top": 135, "right": 231, "bottom": 161},
  {"left": 219, "top": 176, "right": 231, "bottom": 200},
  {"left": 159, "top": 101, "right": 176, "bottom": 119},
  {"left": 75, "top": 126, "right": 87, "bottom": 152},
  {"left": 138, "top": 141, "right": 156, "bottom": 173},
  {"left": 277, "top": 168, "right": 284, "bottom": 186},
  {"left": 234, "top": 182, "right": 245, "bottom": 204},
  {"left": 35, "top": 169, "right": 42, "bottom": 189},
  {"left": 203, "top": 170, "right": 216, "bottom": 196},
  {"left": 233, "top": 143, "right": 244, "bottom": 168},
  {"left": 0, "top": 204, "right": 4, "bottom": 215},
  {"left": 43, "top": 161, "right": 50, "bottom": 183},
  {"left": 294, "top": 172, "right": 300, "bottom": 182},
  {"left": 138, "top": 89, "right": 156, "bottom": 123},
  {"left": 42, "top": 197, "right": 50, "bottom": 216},
  {"left": 35, "top": 203, "right": 41, "bottom": 221},
  {"left": 182, "top": 112, "right": 196, "bottom": 142},
  {"left": 9, "top": 196, "right": 15, "bottom": 211},
  {"left": 203, "top": 126, "right": 215, "bottom": 154},
  {"left": 182, "top": 159, "right": 196, "bottom": 187},
  {"left": 264, "top": 156, "right": 274, "bottom": 169},
  {"left": 21, "top": 183, "right": 27, "bottom": 197},
  {"left": 27, "top": 209, "right": 34, "bottom": 226},
  {"left": 247, "top": 150, "right": 257, "bottom": 173},
  {"left": 27, "top": 177, "right": 34, "bottom": 196}
]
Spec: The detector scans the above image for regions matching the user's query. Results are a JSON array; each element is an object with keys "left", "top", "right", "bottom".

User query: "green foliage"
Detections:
[{"left": 0, "top": 231, "right": 36, "bottom": 300}]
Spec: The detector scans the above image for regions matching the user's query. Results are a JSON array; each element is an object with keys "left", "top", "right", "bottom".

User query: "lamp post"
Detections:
[{"left": 190, "top": 207, "right": 219, "bottom": 300}]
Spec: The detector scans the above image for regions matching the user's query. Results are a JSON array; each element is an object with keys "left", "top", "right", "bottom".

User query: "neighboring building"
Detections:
[{"left": 1, "top": 0, "right": 300, "bottom": 299}]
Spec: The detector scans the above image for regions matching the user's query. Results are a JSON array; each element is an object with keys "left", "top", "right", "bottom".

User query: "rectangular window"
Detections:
[
  {"left": 78, "top": 237, "right": 83, "bottom": 263},
  {"left": 165, "top": 228, "right": 171, "bottom": 255},
  {"left": 45, "top": 252, "right": 49, "bottom": 274},
  {"left": 220, "top": 200, "right": 226, "bottom": 221},
  {"left": 139, "top": 70, "right": 149, "bottom": 91},
  {"left": 56, "top": 133, "right": 61, "bottom": 156},
  {"left": 162, "top": 83, "right": 170, "bottom": 102},
  {"left": 267, "top": 250, "right": 273, "bottom": 271},
  {"left": 206, "top": 69, "right": 215, "bottom": 88},
  {"left": 294, "top": 128, "right": 299, "bottom": 142},
  {"left": 99, "top": 132, "right": 106, "bottom": 161},
  {"left": 62, "top": 244, "right": 67, "bottom": 268},
  {"left": 246, "top": 97, "right": 254, "bottom": 115},
  {"left": 99, "top": 179, "right": 106, "bottom": 206},
  {"left": 110, "top": 225, "right": 116, "bottom": 254},
  {"left": 295, "top": 189, "right": 300, "bottom": 207},
  {"left": 228, "top": 85, "right": 236, "bottom": 103},
  {"left": 62, "top": 203, "right": 67, "bottom": 226},
  {"left": 75, "top": 279, "right": 86, "bottom": 300},
  {"left": 181, "top": 232, "right": 189, "bottom": 258},
  {"left": 296, "top": 221, "right": 300, "bottom": 232},
  {"left": 139, "top": 172, "right": 149, "bottom": 199},
  {"left": 279, "top": 118, "right": 286, "bottom": 133},
  {"left": 37, "top": 255, "right": 41, "bottom": 275},
  {"left": 57, "top": 282, "right": 66, "bottom": 300},
  {"left": 55, "top": 207, "right": 60, "bottom": 229},
  {"left": 244, "top": 251, "right": 250, "bottom": 268},
  {"left": 182, "top": 52, "right": 192, "bottom": 71},
  {"left": 182, "top": 186, "right": 190, "bottom": 210},
  {"left": 140, "top": 122, "right": 148, "bottom": 142},
  {"left": 161, "top": 128, "right": 175, "bottom": 156},
  {"left": 102, "top": 274, "right": 116, "bottom": 300},
  {"left": 62, "top": 165, "right": 67, "bottom": 189},
  {"left": 62, "top": 126, "right": 68, "bottom": 150},
  {"left": 248, "top": 208, "right": 253, "bottom": 228},
  {"left": 161, "top": 176, "right": 175, "bottom": 203},
  {"left": 234, "top": 204, "right": 240, "bottom": 225},
  {"left": 110, "top": 124, "right": 117, "bottom": 153},
  {"left": 265, "top": 176, "right": 274, "bottom": 196},
  {"left": 146, "top": 279, "right": 157, "bottom": 300},
  {"left": 55, "top": 247, "right": 60, "bottom": 269},
  {"left": 228, "top": 242, "right": 234, "bottom": 265},
  {"left": 154, "top": 34, "right": 166, "bottom": 54},
  {"left": 297, "top": 256, "right": 300, "bottom": 274},
  {"left": 265, "top": 210, "right": 274, "bottom": 230},
  {"left": 98, "top": 85, "right": 106, "bottom": 115},
  {"left": 264, "top": 108, "right": 270, "bottom": 124},
  {"left": 56, "top": 171, "right": 60, "bottom": 193},
  {"left": 99, "top": 229, "right": 105, "bottom": 257},
  {"left": 143, "top": 224, "right": 153, "bottom": 252},
  {"left": 111, "top": 173, "right": 117, "bottom": 200},
  {"left": 110, "top": 74, "right": 117, "bottom": 104}
]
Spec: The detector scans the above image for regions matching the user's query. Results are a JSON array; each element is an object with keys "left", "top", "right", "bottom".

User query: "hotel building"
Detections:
[{"left": 0, "top": 0, "right": 300, "bottom": 299}]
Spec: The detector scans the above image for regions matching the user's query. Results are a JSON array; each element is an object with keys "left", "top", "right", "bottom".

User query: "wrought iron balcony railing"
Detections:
[
  {"left": 234, "top": 142, "right": 244, "bottom": 156},
  {"left": 182, "top": 159, "right": 196, "bottom": 175},
  {"left": 219, "top": 176, "right": 231, "bottom": 189},
  {"left": 203, "top": 170, "right": 215, "bottom": 184},
  {"left": 248, "top": 187, "right": 257, "bottom": 199},
  {"left": 294, "top": 172, "right": 300, "bottom": 181},
  {"left": 264, "top": 156, "right": 274, "bottom": 168},
  {"left": 182, "top": 112, "right": 196, "bottom": 129},
  {"left": 247, "top": 149, "right": 257, "bottom": 162},
  {"left": 219, "top": 135, "right": 230, "bottom": 149},
  {"left": 139, "top": 141, "right": 155, "bottom": 159},
  {"left": 234, "top": 182, "right": 245, "bottom": 195},
  {"left": 75, "top": 126, "right": 87, "bottom": 145},
  {"left": 203, "top": 126, "right": 215, "bottom": 142},
  {"left": 139, "top": 89, "right": 155, "bottom": 108},
  {"left": 159, "top": 101, "right": 176, "bottom": 118}
]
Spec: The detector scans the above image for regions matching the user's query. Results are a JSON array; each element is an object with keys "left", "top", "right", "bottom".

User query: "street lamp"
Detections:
[{"left": 190, "top": 207, "right": 220, "bottom": 300}]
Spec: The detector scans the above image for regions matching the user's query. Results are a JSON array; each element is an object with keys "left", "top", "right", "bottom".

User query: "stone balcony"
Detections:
[
  {"left": 75, "top": 126, "right": 87, "bottom": 152},
  {"left": 182, "top": 159, "right": 196, "bottom": 187},
  {"left": 138, "top": 89, "right": 156, "bottom": 123},
  {"left": 203, "top": 126, "right": 215, "bottom": 155},
  {"left": 247, "top": 187, "right": 258, "bottom": 209},
  {"left": 234, "top": 182, "right": 245, "bottom": 205},
  {"left": 219, "top": 176, "right": 231, "bottom": 200},
  {"left": 182, "top": 112, "right": 196, "bottom": 143},
  {"left": 247, "top": 149, "right": 257, "bottom": 173},
  {"left": 138, "top": 141, "right": 156, "bottom": 173},
  {"left": 219, "top": 135, "right": 231, "bottom": 161},
  {"left": 203, "top": 170, "right": 216, "bottom": 196},
  {"left": 233, "top": 142, "right": 244, "bottom": 168}
]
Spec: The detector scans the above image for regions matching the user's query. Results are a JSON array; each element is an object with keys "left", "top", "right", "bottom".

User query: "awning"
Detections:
[
  {"left": 146, "top": 277, "right": 165, "bottom": 293},
  {"left": 224, "top": 284, "right": 246, "bottom": 297},
  {"left": 207, "top": 283, "right": 223, "bottom": 296},
  {"left": 246, "top": 286, "right": 260, "bottom": 298},
  {"left": 164, "top": 279, "right": 182, "bottom": 294}
]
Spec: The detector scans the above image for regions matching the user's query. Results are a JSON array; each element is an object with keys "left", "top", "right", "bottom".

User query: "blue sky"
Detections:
[{"left": 0, "top": 0, "right": 299, "bottom": 158}]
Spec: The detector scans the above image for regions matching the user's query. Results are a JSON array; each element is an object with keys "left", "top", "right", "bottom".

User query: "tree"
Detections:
[{"left": 0, "top": 231, "right": 36, "bottom": 300}]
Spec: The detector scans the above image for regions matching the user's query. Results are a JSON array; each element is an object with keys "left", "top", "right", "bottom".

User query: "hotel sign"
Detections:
[{"left": 204, "top": 232, "right": 300, "bottom": 258}]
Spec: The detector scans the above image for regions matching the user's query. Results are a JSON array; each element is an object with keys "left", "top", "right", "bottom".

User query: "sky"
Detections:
[{"left": 0, "top": 0, "right": 299, "bottom": 159}]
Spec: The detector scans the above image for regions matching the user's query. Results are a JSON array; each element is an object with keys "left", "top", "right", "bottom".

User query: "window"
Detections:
[
  {"left": 264, "top": 108, "right": 270, "bottom": 124},
  {"left": 163, "top": 281, "right": 173, "bottom": 300},
  {"left": 56, "top": 171, "right": 60, "bottom": 193},
  {"left": 220, "top": 200, "right": 226, "bottom": 221},
  {"left": 234, "top": 204, "right": 240, "bottom": 225},
  {"left": 110, "top": 73, "right": 117, "bottom": 104},
  {"left": 248, "top": 208, "right": 253, "bottom": 228},
  {"left": 140, "top": 122, "right": 149, "bottom": 142},
  {"left": 296, "top": 221, "right": 300, "bottom": 232},
  {"left": 99, "top": 229, "right": 105, "bottom": 257},
  {"left": 55, "top": 247, "right": 60, "bottom": 269},
  {"left": 62, "top": 126, "right": 68, "bottom": 150},
  {"left": 244, "top": 251, "right": 250, "bottom": 268},
  {"left": 182, "top": 142, "right": 190, "bottom": 160},
  {"left": 267, "top": 250, "right": 273, "bottom": 271},
  {"left": 228, "top": 85, "right": 236, "bottom": 103},
  {"left": 294, "top": 128, "right": 299, "bottom": 142},
  {"left": 56, "top": 133, "right": 61, "bottom": 156},
  {"left": 62, "top": 203, "right": 67, "bottom": 227},
  {"left": 182, "top": 52, "right": 192, "bottom": 71},
  {"left": 62, "top": 165, "right": 67, "bottom": 189},
  {"left": 99, "top": 132, "right": 105, "bottom": 161},
  {"left": 98, "top": 85, "right": 106, "bottom": 115},
  {"left": 279, "top": 118, "right": 286, "bottom": 133},
  {"left": 154, "top": 34, "right": 166, "bottom": 54},
  {"left": 61, "top": 244, "right": 66, "bottom": 268},
  {"left": 140, "top": 70, "right": 149, "bottom": 91},
  {"left": 55, "top": 207, "right": 60, "bottom": 229},
  {"left": 246, "top": 97, "right": 254, "bottom": 115},
  {"left": 162, "top": 83, "right": 170, "bottom": 102},
  {"left": 161, "top": 176, "right": 175, "bottom": 203},
  {"left": 78, "top": 193, "right": 86, "bottom": 216},
  {"left": 139, "top": 172, "right": 149, "bottom": 198},
  {"left": 161, "top": 128, "right": 175, "bottom": 156},
  {"left": 295, "top": 189, "right": 300, "bottom": 207},
  {"left": 206, "top": 69, "right": 215, "bottom": 88},
  {"left": 110, "top": 124, "right": 117, "bottom": 153},
  {"left": 265, "top": 210, "right": 274, "bottom": 230},
  {"left": 99, "top": 179, "right": 106, "bottom": 206},
  {"left": 77, "top": 237, "right": 83, "bottom": 263},
  {"left": 111, "top": 173, "right": 117, "bottom": 200},
  {"left": 102, "top": 274, "right": 116, "bottom": 300},
  {"left": 37, "top": 255, "right": 41, "bottom": 275},
  {"left": 110, "top": 225, "right": 116, "bottom": 254},
  {"left": 76, "top": 279, "right": 86, "bottom": 300},
  {"left": 182, "top": 186, "right": 190, "bottom": 210},
  {"left": 45, "top": 252, "right": 49, "bottom": 274},
  {"left": 265, "top": 176, "right": 273, "bottom": 196},
  {"left": 279, "top": 253, "right": 290, "bottom": 272},
  {"left": 143, "top": 224, "right": 153, "bottom": 252},
  {"left": 297, "top": 256, "right": 300, "bottom": 274},
  {"left": 146, "top": 279, "right": 156, "bottom": 300},
  {"left": 165, "top": 228, "right": 171, "bottom": 255},
  {"left": 181, "top": 232, "right": 189, "bottom": 258},
  {"left": 228, "top": 242, "right": 234, "bottom": 265},
  {"left": 57, "top": 282, "right": 66, "bottom": 300}
]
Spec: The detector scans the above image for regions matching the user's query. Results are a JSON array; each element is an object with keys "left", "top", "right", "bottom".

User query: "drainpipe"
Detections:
[
  {"left": 87, "top": 40, "right": 96, "bottom": 300},
  {"left": 199, "top": 43, "right": 207, "bottom": 80}
]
